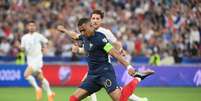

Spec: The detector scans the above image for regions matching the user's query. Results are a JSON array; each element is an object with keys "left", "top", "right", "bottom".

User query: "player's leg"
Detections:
[
  {"left": 24, "top": 66, "right": 42, "bottom": 101},
  {"left": 129, "top": 94, "right": 148, "bottom": 101},
  {"left": 109, "top": 88, "right": 149, "bottom": 101},
  {"left": 107, "top": 84, "right": 141, "bottom": 101},
  {"left": 120, "top": 78, "right": 140, "bottom": 101},
  {"left": 24, "top": 67, "right": 40, "bottom": 90},
  {"left": 89, "top": 93, "right": 97, "bottom": 101},
  {"left": 129, "top": 94, "right": 140, "bottom": 101},
  {"left": 98, "top": 71, "right": 121, "bottom": 101},
  {"left": 70, "top": 88, "right": 90, "bottom": 101},
  {"left": 70, "top": 75, "right": 101, "bottom": 101},
  {"left": 36, "top": 70, "right": 55, "bottom": 101},
  {"left": 120, "top": 70, "right": 155, "bottom": 101},
  {"left": 108, "top": 88, "right": 122, "bottom": 101},
  {"left": 81, "top": 73, "right": 98, "bottom": 101}
]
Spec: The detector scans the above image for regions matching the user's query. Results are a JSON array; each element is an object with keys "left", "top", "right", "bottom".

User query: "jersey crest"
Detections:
[{"left": 102, "top": 38, "right": 107, "bottom": 43}]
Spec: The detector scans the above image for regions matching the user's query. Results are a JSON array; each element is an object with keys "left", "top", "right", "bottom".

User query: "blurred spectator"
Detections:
[
  {"left": 9, "top": 39, "right": 20, "bottom": 56},
  {"left": 0, "top": 0, "right": 200, "bottom": 63},
  {"left": 0, "top": 37, "right": 10, "bottom": 56},
  {"left": 160, "top": 50, "right": 175, "bottom": 65},
  {"left": 15, "top": 49, "right": 25, "bottom": 65}
]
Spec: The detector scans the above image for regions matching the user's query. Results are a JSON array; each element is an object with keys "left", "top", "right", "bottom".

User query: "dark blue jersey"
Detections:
[{"left": 78, "top": 31, "right": 113, "bottom": 75}]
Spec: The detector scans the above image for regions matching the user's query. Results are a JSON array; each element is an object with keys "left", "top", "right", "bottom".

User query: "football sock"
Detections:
[
  {"left": 26, "top": 75, "right": 40, "bottom": 90},
  {"left": 135, "top": 77, "right": 141, "bottom": 82},
  {"left": 42, "top": 78, "right": 52, "bottom": 95},
  {"left": 90, "top": 93, "right": 97, "bottom": 101},
  {"left": 120, "top": 78, "right": 139, "bottom": 101},
  {"left": 69, "top": 95, "right": 79, "bottom": 101},
  {"left": 129, "top": 94, "right": 141, "bottom": 101}
]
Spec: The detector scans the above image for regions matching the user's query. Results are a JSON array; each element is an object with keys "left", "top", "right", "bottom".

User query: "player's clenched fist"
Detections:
[{"left": 56, "top": 25, "right": 79, "bottom": 40}]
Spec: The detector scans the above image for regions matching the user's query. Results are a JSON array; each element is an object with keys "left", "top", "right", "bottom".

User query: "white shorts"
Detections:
[{"left": 27, "top": 56, "right": 43, "bottom": 72}]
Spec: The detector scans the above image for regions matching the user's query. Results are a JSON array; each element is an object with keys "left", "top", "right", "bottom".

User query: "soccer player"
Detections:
[
  {"left": 88, "top": 9, "right": 148, "bottom": 101},
  {"left": 57, "top": 18, "right": 154, "bottom": 101},
  {"left": 91, "top": 10, "right": 122, "bottom": 53},
  {"left": 19, "top": 20, "right": 55, "bottom": 101}
]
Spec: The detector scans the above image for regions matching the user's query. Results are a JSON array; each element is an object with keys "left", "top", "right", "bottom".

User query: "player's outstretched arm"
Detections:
[
  {"left": 104, "top": 43, "right": 135, "bottom": 76},
  {"left": 57, "top": 25, "right": 80, "bottom": 40},
  {"left": 112, "top": 41, "right": 122, "bottom": 51}
]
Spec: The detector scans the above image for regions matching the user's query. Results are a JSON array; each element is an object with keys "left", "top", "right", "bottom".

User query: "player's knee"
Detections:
[
  {"left": 35, "top": 72, "right": 44, "bottom": 81},
  {"left": 24, "top": 67, "right": 33, "bottom": 78},
  {"left": 37, "top": 75, "right": 44, "bottom": 81},
  {"left": 69, "top": 95, "right": 79, "bottom": 101},
  {"left": 24, "top": 72, "right": 30, "bottom": 79}
]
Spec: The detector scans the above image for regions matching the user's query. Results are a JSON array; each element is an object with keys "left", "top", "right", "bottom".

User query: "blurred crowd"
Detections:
[{"left": 0, "top": 0, "right": 201, "bottom": 62}]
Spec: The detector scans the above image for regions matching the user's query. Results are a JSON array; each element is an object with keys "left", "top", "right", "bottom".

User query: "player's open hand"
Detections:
[{"left": 57, "top": 25, "right": 67, "bottom": 32}]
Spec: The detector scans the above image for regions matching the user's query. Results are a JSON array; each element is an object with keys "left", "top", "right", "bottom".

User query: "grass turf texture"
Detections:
[{"left": 0, "top": 87, "right": 200, "bottom": 101}]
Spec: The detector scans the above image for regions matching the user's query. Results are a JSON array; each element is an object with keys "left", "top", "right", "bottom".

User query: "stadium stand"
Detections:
[{"left": 0, "top": 0, "right": 200, "bottom": 64}]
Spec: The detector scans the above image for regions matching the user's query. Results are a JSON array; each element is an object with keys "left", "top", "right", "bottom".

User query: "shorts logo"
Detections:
[
  {"left": 89, "top": 43, "right": 93, "bottom": 48},
  {"left": 104, "top": 79, "right": 112, "bottom": 88}
]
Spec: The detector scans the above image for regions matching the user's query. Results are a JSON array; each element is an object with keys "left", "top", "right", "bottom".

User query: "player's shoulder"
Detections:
[
  {"left": 96, "top": 27, "right": 108, "bottom": 31},
  {"left": 95, "top": 31, "right": 106, "bottom": 39},
  {"left": 22, "top": 33, "right": 30, "bottom": 40},
  {"left": 34, "top": 32, "right": 46, "bottom": 38},
  {"left": 34, "top": 32, "right": 42, "bottom": 36},
  {"left": 96, "top": 27, "right": 111, "bottom": 33},
  {"left": 93, "top": 32, "right": 108, "bottom": 43}
]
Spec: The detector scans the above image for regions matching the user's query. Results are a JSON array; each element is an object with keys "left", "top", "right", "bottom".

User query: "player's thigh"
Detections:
[
  {"left": 35, "top": 69, "right": 44, "bottom": 81},
  {"left": 109, "top": 88, "right": 121, "bottom": 101},
  {"left": 72, "top": 88, "right": 90, "bottom": 100},
  {"left": 24, "top": 66, "right": 34, "bottom": 78},
  {"left": 79, "top": 75, "right": 101, "bottom": 96},
  {"left": 99, "top": 73, "right": 119, "bottom": 93},
  {"left": 98, "top": 72, "right": 120, "bottom": 100}
]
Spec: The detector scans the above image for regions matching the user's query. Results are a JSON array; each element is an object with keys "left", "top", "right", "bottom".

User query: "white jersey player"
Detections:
[
  {"left": 89, "top": 10, "right": 148, "bottom": 101},
  {"left": 20, "top": 20, "right": 55, "bottom": 101}
]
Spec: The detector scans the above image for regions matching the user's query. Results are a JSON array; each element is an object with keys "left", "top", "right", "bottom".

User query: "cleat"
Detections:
[
  {"left": 140, "top": 97, "right": 148, "bottom": 101},
  {"left": 48, "top": 92, "right": 56, "bottom": 101},
  {"left": 36, "top": 88, "right": 42, "bottom": 101},
  {"left": 134, "top": 70, "right": 155, "bottom": 80}
]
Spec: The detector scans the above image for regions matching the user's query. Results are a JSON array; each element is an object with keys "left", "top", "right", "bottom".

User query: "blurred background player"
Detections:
[
  {"left": 87, "top": 9, "right": 148, "bottom": 101},
  {"left": 18, "top": 20, "right": 55, "bottom": 101},
  {"left": 57, "top": 18, "right": 154, "bottom": 101}
]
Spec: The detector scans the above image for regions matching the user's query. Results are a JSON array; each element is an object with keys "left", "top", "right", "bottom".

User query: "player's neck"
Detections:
[
  {"left": 89, "top": 30, "right": 96, "bottom": 37},
  {"left": 29, "top": 31, "right": 36, "bottom": 34}
]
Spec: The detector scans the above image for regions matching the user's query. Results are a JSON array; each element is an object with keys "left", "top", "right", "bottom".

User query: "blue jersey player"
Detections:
[{"left": 57, "top": 18, "right": 154, "bottom": 101}]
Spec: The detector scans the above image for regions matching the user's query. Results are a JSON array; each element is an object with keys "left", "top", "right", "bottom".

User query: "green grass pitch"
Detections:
[{"left": 0, "top": 87, "right": 200, "bottom": 101}]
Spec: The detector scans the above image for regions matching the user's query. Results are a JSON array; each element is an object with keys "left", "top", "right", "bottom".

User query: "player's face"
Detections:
[
  {"left": 79, "top": 22, "right": 94, "bottom": 37},
  {"left": 27, "top": 23, "right": 37, "bottom": 33},
  {"left": 91, "top": 14, "right": 102, "bottom": 29}
]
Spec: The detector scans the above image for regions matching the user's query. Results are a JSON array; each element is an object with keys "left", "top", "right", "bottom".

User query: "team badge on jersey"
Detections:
[
  {"left": 102, "top": 38, "right": 107, "bottom": 43},
  {"left": 89, "top": 43, "right": 93, "bottom": 48}
]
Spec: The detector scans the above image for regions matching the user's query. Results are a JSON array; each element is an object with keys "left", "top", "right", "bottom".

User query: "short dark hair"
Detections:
[
  {"left": 90, "top": 9, "right": 104, "bottom": 19},
  {"left": 26, "top": 20, "right": 36, "bottom": 25},
  {"left": 77, "top": 18, "right": 90, "bottom": 26}
]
